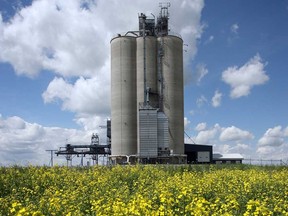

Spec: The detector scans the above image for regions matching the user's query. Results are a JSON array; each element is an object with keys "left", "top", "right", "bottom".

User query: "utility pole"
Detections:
[{"left": 46, "top": 150, "right": 57, "bottom": 167}]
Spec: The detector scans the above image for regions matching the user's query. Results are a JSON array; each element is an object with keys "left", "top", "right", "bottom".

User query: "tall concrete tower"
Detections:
[
  {"left": 110, "top": 36, "right": 137, "bottom": 156},
  {"left": 110, "top": 3, "right": 185, "bottom": 164}
]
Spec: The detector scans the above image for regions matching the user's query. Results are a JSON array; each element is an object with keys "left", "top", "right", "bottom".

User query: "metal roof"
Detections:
[{"left": 213, "top": 153, "right": 244, "bottom": 160}]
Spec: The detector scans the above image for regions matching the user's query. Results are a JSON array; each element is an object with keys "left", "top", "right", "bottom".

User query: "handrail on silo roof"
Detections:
[
  {"left": 112, "top": 32, "right": 182, "bottom": 39},
  {"left": 124, "top": 31, "right": 140, "bottom": 37},
  {"left": 112, "top": 32, "right": 138, "bottom": 38}
]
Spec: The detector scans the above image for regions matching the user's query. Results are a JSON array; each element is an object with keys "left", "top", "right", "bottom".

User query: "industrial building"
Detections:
[
  {"left": 110, "top": 3, "right": 186, "bottom": 164},
  {"left": 54, "top": 4, "right": 244, "bottom": 166},
  {"left": 213, "top": 153, "right": 244, "bottom": 164},
  {"left": 185, "top": 144, "right": 213, "bottom": 164}
]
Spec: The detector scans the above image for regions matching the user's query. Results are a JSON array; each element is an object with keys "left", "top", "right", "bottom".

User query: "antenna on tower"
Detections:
[
  {"left": 159, "top": 2, "right": 171, "bottom": 17},
  {"left": 155, "top": 2, "right": 171, "bottom": 36}
]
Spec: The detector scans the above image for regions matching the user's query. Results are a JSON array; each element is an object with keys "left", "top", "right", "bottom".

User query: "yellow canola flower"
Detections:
[{"left": 1, "top": 165, "right": 288, "bottom": 215}]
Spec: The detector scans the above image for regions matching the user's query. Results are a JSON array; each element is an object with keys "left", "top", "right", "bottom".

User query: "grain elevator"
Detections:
[{"left": 110, "top": 3, "right": 186, "bottom": 164}]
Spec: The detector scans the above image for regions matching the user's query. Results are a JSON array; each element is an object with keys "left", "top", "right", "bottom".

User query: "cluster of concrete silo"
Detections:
[{"left": 110, "top": 4, "right": 185, "bottom": 164}]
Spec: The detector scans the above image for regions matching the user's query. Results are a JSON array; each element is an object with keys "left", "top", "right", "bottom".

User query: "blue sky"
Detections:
[{"left": 0, "top": 0, "right": 287, "bottom": 165}]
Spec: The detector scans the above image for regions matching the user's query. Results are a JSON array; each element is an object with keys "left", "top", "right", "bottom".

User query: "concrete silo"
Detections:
[
  {"left": 159, "top": 35, "right": 184, "bottom": 154},
  {"left": 136, "top": 36, "right": 158, "bottom": 108},
  {"left": 110, "top": 36, "right": 137, "bottom": 157},
  {"left": 136, "top": 36, "right": 159, "bottom": 159},
  {"left": 110, "top": 3, "right": 186, "bottom": 164}
]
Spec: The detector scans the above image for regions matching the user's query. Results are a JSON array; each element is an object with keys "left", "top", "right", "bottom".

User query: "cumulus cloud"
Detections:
[
  {"left": 220, "top": 126, "right": 254, "bottom": 142},
  {"left": 256, "top": 146, "right": 275, "bottom": 155},
  {"left": 0, "top": 0, "right": 204, "bottom": 78},
  {"left": 233, "top": 143, "right": 250, "bottom": 151},
  {"left": 195, "top": 122, "right": 207, "bottom": 131},
  {"left": 0, "top": 115, "right": 98, "bottom": 165},
  {"left": 256, "top": 144, "right": 288, "bottom": 161},
  {"left": 172, "top": 1, "right": 205, "bottom": 85},
  {"left": 211, "top": 90, "right": 222, "bottom": 107},
  {"left": 0, "top": 0, "right": 204, "bottom": 131},
  {"left": 258, "top": 126, "right": 287, "bottom": 147},
  {"left": 0, "top": 0, "right": 109, "bottom": 77},
  {"left": 256, "top": 126, "right": 288, "bottom": 160},
  {"left": 194, "top": 124, "right": 221, "bottom": 144},
  {"left": 214, "top": 144, "right": 231, "bottom": 154},
  {"left": 184, "top": 117, "right": 191, "bottom": 130},
  {"left": 43, "top": 76, "right": 110, "bottom": 116},
  {"left": 191, "top": 123, "right": 255, "bottom": 157},
  {"left": 222, "top": 54, "right": 269, "bottom": 98},
  {"left": 176, "top": 0, "right": 204, "bottom": 57},
  {"left": 42, "top": 75, "right": 110, "bottom": 130},
  {"left": 189, "top": 123, "right": 288, "bottom": 161},
  {"left": 213, "top": 143, "right": 251, "bottom": 158}
]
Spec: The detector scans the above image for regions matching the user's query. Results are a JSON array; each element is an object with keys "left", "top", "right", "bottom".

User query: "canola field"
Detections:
[{"left": 0, "top": 165, "right": 287, "bottom": 216}]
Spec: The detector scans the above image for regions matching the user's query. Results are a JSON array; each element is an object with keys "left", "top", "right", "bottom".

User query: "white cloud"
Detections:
[
  {"left": 172, "top": 0, "right": 205, "bottom": 85},
  {"left": 42, "top": 77, "right": 73, "bottom": 104},
  {"left": 190, "top": 122, "right": 288, "bottom": 161},
  {"left": 184, "top": 117, "right": 191, "bottom": 130},
  {"left": 214, "top": 143, "right": 251, "bottom": 158},
  {"left": 256, "top": 144, "right": 288, "bottom": 161},
  {"left": 194, "top": 124, "right": 220, "bottom": 144},
  {"left": 0, "top": 0, "right": 204, "bottom": 133},
  {"left": 42, "top": 74, "right": 110, "bottom": 130},
  {"left": 0, "top": 0, "right": 204, "bottom": 79},
  {"left": 194, "top": 129, "right": 216, "bottom": 144},
  {"left": 192, "top": 63, "right": 208, "bottom": 85},
  {"left": 0, "top": 0, "right": 109, "bottom": 77},
  {"left": 192, "top": 123, "right": 255, "bottom": 158},
  {"left": 211, "top": 90, "right": 222, "bottom": 107},
  {"left": 233, "top": 143, "right": 250, "bottom": 151},
  {"left": 191, "top": 123, "right": 288, "bottom": 161},
  {"left": 256, "top": 146, "right": 275, "bottom": 155},
  {"left": 258, "top": 126, "right": 286, "bottom": 147},
  {"left": 185, "top": 63, "right": 208, "bottom": 85},
  {"left": 284, "top": 127, "right": 288, "bottom": 136},
  {"left": 195, "top": 122, "right": 207, "bottom": 131},
  {"left": 222, "top": 54, "right": 269, "bottom": 98},
  {"left": 256, "top": 126, "right": 288, "bottom": 160},
  {"left": 220, "top": 126, "right": 254, "bottom": 142},
  {"left": 196, "top": 95, "right": 208, "bottom": 107},
  {"left": 214, "top": 144, "right": 231, "bottom": 154},
  {"left": 231, "top": 23, "right": 239, "bottom": 34},
  {"left": 0, "top": 115, "right": 100, "bottom": 165},
  {"left": 176, "top": 0, "right": 205, "bottom": 57},
  {"left": 43, "top": 76, "right": 110, "bottom": 115}
]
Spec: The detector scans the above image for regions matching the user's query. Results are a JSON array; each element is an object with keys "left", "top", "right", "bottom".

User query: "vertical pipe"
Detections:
[
  {"left": 157, "top": 37, "right": 164, "bottom": 111},
  {"left": 142, "top": 21, "right": 147, "bottom": 105}
]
